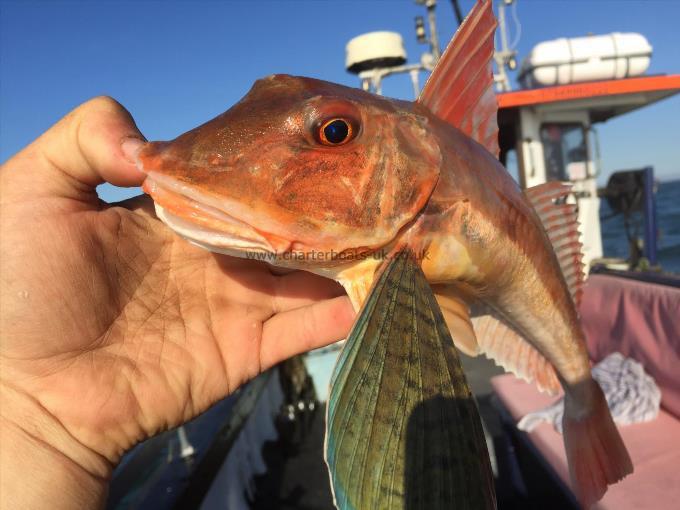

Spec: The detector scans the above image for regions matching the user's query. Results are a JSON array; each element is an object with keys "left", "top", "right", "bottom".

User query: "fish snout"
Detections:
[{"left": 137, "top": 141, "right": 175, "bottom": 175}]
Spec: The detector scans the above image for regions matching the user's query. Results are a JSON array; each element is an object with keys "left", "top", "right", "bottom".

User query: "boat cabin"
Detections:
[{"left": 497, "top": 75, "right": 680, "bottom": 268}]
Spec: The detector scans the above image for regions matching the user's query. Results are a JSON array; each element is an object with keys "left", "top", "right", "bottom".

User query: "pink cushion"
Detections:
[
  {"left": 492, "top": 373, "right": 680, "bottom": 509},
  {"left": 579, "top": 274, "right": 680, "bottom": 418}
]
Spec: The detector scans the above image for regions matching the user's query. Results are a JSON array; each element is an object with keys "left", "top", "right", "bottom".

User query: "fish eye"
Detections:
[{"left": 318, "top": 118, "right": 353, "bottom": 146}]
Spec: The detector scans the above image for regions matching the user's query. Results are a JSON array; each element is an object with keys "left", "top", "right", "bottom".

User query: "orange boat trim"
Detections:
[{"left": 497, "top": 75, "right": 680, "bottom": 109}]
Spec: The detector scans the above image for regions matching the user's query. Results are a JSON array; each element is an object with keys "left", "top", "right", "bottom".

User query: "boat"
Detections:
[
  {"left": 107, "top": 357, "right": 322, "bottom": 509},
  {"left": 106, "top": 1, "right": 679, "bottom": 508},
  {"left": 342, "top": 2, "right": 680, "bottom": 508}
]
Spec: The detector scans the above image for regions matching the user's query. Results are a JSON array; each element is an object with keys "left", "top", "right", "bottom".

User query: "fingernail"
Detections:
[{"left": 121, "top": 137, "right": 144, "bottom": 165}]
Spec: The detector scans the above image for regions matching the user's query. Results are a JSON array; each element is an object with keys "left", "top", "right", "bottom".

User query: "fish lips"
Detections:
[
  {"left": 137, "top": 167, "right": 382, "bottom": 265},
  {"left": 141, "top": 168, "right": 297, "bottom": 255}
]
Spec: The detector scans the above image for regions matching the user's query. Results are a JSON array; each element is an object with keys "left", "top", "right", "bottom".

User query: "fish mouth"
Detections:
[{"left": 141, "top": 171, "right": 291, "bottom": 258}]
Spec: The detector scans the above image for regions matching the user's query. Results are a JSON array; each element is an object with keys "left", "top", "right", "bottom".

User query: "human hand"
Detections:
[{"left": 0, "top": 97, "right": 354, "bottom": 508}]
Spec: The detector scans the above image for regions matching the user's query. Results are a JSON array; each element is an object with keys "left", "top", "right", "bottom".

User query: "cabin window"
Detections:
[
  {"left": 539, "top": 123, "right": 588, "bottom": 181},
  {"left": 503, "top": 148, "right": 521, "bottom": 185}
]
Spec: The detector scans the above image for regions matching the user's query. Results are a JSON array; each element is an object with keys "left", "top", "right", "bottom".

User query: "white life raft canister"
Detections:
[{"left": 519, "top": 33, "right": 652, "bottom": 88}]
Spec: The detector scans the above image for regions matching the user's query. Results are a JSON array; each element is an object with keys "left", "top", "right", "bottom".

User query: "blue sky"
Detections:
[{"left": 2, "top": 0, "right": 679, "bottom": 203}]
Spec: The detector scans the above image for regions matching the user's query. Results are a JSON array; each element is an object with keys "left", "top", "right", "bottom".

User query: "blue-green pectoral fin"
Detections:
[{"left": 325, "top": 249, "right": 496, "bottom": 510}]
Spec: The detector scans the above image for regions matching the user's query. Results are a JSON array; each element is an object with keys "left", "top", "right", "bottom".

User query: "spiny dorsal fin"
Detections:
[
  {"left": 525, "top": 181, "right": 586, "bottom": 307},
  {"left": 417, "top": 0, "right": 499, "bottom": 157}
]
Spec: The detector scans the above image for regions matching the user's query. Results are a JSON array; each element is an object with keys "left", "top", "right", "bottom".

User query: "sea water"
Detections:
[{"left": 600, "top": 179, "right": 680, "bottom": 274}]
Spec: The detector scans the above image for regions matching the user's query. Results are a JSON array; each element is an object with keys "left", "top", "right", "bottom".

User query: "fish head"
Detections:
[{"left": 139, "top": 75, "right": 441, "bottom": 267}]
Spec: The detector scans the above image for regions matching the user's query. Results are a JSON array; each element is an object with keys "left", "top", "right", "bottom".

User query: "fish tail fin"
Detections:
[{"left": 562, "top": 379, "right": 633, "bottom": 508}]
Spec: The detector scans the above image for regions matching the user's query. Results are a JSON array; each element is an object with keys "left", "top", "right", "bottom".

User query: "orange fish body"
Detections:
[{"left": 139, "top": 1, "right": 631, "bottom": 506}]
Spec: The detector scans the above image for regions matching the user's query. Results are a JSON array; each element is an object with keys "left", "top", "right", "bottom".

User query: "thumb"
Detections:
[{"left": 3, "top": 96, "right": 146, "bottom": 200}]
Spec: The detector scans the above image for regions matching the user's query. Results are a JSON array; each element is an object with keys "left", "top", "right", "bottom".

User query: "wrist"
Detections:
[{"left": 0, "top": 382, "right": 111, "bottom": 509}]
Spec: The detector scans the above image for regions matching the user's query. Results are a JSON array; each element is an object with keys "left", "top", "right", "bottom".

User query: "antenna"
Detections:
[
  {"left": 450, "top": 0, "right": 464, "bottom": 26},
  {"left": 414, "top": 0, "right": 441, "bottom": 60},
  {"left": 494, "top": 0, "right": 518, "bottom": 91}
]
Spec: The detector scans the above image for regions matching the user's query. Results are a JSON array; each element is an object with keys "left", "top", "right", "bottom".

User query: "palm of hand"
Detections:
[{"left": 0, "top": 98, "right": 352, "bottom": 472}]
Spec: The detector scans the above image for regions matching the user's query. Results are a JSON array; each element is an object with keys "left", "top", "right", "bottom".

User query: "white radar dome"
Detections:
[{"left": 345, "top": 31, "right": 407, "bottom": 74}]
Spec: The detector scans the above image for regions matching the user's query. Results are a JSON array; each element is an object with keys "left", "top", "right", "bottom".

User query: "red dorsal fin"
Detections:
[
  {"left": 525, "top": 181, "right": 586, "bottom": 308},
  {"left": 417, "top": 0, "right": 499, "bottom": 157}
]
